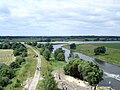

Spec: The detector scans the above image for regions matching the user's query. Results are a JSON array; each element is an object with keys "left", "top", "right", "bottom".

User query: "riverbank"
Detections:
[{"left": 64, "top": 43, "right": 120, "bottom": 66}]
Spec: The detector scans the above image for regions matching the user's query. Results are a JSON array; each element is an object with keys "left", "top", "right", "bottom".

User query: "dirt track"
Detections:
[
  {"left": 23, "top": 45, "right": 41, "bottom": 90},
  {"left": 52, "top": 70, "right": 93, "bottom": 90}
]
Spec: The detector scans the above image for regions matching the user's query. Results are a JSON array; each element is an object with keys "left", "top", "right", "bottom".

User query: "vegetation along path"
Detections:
[{"left": 26, "top": 45, "right": 41, "bottom": 90}]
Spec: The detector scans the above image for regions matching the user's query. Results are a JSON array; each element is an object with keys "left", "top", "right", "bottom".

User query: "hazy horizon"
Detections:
[{"left": 0, "top": 0, "right": 120, "bottom": 36}]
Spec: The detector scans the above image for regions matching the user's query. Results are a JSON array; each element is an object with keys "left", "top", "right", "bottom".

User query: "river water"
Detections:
[{"left": 51, "top": 41, "right": 120, "bottom": 90}]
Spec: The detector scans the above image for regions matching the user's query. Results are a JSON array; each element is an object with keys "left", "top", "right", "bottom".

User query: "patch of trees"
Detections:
[
  {"left": 10, "top": 57, "right": 25, "bottom": 69},
  {"left": 0, "top": 64, "right": 15, "bottom": 89},
  {"left": 94, "top": 46, "right": 106, "bottom": 55},
  {"left": 54, "top": 48, "right": 65, "bottom": 61},
  {"left": 70, "top": 43, "right": 76, "bottom": 49},
  {"left": 0, "top": 57, "right": 26, "bottom": 89},
  {"left": 27, "top": 42, "right": 53, "bottom": 61},
  {"left": 64, "top": 58, "right": 103, "bottom": 85},
  {"left": 0, "top": 42, "right": 27, "bottom": 57},
  {"left": 42, "top": 69, "right": 58, "bottom": 90},
  {"left": 68, "top": 50, "right": 79, "bottom": 59},
  {"left": 0, "top": 42, "right": 27, "bottom": 89},
  {"left": 40, "top": 43, "right": 53, "bottom": 61}
]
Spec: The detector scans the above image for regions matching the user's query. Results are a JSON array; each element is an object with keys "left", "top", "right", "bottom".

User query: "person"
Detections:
[
  {"left": 39, "top": 66, "right": 41, "bottom": 70},
  {"left": 58, "top": 73, "right": 61, "bottom": 80}
]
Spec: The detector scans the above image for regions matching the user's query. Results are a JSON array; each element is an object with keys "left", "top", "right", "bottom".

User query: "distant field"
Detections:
[
  {"left": 64, "top": 43, "right": 120, "bottom": 66},
  {"left": 0, "top": 49, "right": 15, "bottom": 65}
]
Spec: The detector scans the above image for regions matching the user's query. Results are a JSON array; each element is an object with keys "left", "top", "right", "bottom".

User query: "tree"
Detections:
[
  {"left": 13, "top": 49, "right": 20, "bottom": 56},
  {"left": 43, "top": 70, "right": 58, "bottom": 90},
  {"left": 45, "top": 38, "right": 51, "bottom": 42},
  {"left": 37, "top": 43, "right": 42, "bottom": 48},
  {"left": 10, "top": 62, "right": 20, "bottom": 69},
  {"left": 32, "top": 42, "right": 37, "bottom": 46},
  {"left": 43, "top": 49, "right": 51, "bottom": 61},
  {"left": 70, "top": 43, "right": 76, "bottom": 49},
  {"left": 57, "top": 52, "right": 65, "bottom": 61},
  {"left": 0, "top": 63, "right": 15, "bottom": 88},
  {"left": 54, "top": 48, "right": 65, "bottom": 61},
  {"left": 94, "top": 46, "right": 106, "bottom": 55},
  {"left": 0, "top": 77, "right": 10, "bottom": 87},
  {"left": 16, "top": 57, "right": 25, "bottom": 65},
  {"left": 68, "top": 50, "right": 74, "bottom": 59},
  {"left": 21, "top": 52, "right": 27, "bottom": 57},
  {"left": 64, "top": 58, "right": 103, "bottom": 85}
]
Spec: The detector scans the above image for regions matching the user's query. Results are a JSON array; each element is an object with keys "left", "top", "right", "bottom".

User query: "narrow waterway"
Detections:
[{"left": 53, "top": 42, "right": 120, "bottom": 90}]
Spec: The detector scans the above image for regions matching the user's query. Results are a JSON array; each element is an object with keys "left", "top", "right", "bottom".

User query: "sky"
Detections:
[{"left": 0, "top": 0, "right": 120, "bottom": 36}]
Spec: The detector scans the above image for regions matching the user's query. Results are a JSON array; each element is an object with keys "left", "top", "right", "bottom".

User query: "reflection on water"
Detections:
[{"left": 94, "top": 59, "right": 105, "bottom": 65}]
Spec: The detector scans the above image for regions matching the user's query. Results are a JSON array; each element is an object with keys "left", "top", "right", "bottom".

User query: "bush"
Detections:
[
  {"left": 54, "top": 48, "right": 65, "bottom": 61},
  {"left": 94, "top": 46, "right": 106, "bottom": 55},
  {"left": 43, "top": 49, "right": 51, "bottom": 61},
  {"left": 16, "top": 57, "right": 25, "bottom": 65},
  {"left": 10, "top": 62, "right": 20, "bottom": 69},
  {"left": 0, "top": 77, "right": 10, "bottom": 87},
  {"left": 70, "top": 43, "right": 76, "bottom": 49},
  {"left": 14, "top": 79, "right": 21, "bottom": 88}
]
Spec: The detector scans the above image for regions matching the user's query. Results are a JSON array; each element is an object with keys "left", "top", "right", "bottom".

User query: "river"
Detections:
[{"left": 51, "top": 41, "right": 120, "bottom": 90}]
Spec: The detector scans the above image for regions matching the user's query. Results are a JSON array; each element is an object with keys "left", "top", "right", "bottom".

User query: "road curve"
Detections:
[{"left": 27, "top": 45, "right": 41, "bottom": 90}]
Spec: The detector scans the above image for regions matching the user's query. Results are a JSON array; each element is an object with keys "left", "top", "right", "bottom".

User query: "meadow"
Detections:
[
  {"left": 0, "top": 49, "right": 15, "bottom": 65},
  {"left": 64, "top": 43, "right": 120, "bottom": 66}
]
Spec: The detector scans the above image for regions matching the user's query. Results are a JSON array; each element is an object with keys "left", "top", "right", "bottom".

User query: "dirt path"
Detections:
[
  {"left": 24, "top": 45, "right": 41, "bottom": 90},
  {"left": 52, "top": 70, "right": 93, "bottom": 90}
]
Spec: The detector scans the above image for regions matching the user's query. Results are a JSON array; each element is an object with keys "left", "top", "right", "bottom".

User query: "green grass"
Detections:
[
  {"left": 49, "top": 54, "right": 66, "bottom": 70},
  {"left": 64, "top": 43, "right": 120, "bottom": 66},
  {"left": 5, "top": 45, "right": 37, "bottom": 90},
  {"left": 94, "top": 43, "right": 120, "bottom": 49},
  {"left": 0, "top": 49, "right": 15, "bottom": 65}
]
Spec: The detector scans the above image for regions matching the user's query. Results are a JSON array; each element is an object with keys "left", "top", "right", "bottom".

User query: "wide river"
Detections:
[{"left": 50, "top": 41, "right": 120, "bottom": 90}]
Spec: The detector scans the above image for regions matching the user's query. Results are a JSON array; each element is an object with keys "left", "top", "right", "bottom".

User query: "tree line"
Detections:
[{"left": 0, "top": 42, "right": 27, "bottom": 57}]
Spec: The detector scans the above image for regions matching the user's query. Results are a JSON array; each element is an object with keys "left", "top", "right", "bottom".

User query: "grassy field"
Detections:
[
  {"left": 0, "top": 49, "right": 15, "bottom": 65},
  {"left": 5, "top": 45, "right": 37, "bottom": 90},
  {"left": 49, "top": 54, "right": 66, "bottom": 70},
  {"left": 64, "top": 43, "right": 120, "bottom": 66}
]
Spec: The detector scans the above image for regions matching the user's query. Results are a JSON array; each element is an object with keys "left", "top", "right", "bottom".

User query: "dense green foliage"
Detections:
[
  {"left": 40, "top": 43, "right": 53, "bottom": 61},
  {"left": 27, "top": 42, "right": 53, "bottom": 61},
  {"left": 0, "top": 42, "right": 27, "bottom": 89},
  {"left": 94, "top": 46, "right": 106, "bottom": 55},
  {"left": 0, "top": 57, "right": 26, "bottom": 89},
  {"left": 54, "top": 48, "right": 65, "bottom": 61},
  {"left": 43, "top": 49, "right": 51, "bottom": 61},
  {"left": 64, "top": 58, "right": 103, "bottom": 85},
  {"left": 10, "top": 57, "right": 25, "bottom": 69},
  {"left": 42, "top": 70, "right": 58, "bottom": 90},
  {"left": 0, "top": 64, "right": 15, "bottom": 89},
  {"left": 70, "top": 43, "right": 76, "bottom": 49},
  {"left": 0, "top": 42, "right": 27, "bottom": 57}
]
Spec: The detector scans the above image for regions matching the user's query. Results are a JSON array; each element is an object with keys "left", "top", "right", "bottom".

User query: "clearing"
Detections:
[{"left": 0, "top": 49, "right": 15, "bottom": 65}]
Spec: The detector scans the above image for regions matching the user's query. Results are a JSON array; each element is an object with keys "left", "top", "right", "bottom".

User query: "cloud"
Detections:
[{"left": 0, "top": 0, "right": 120, "bottom": 36}]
